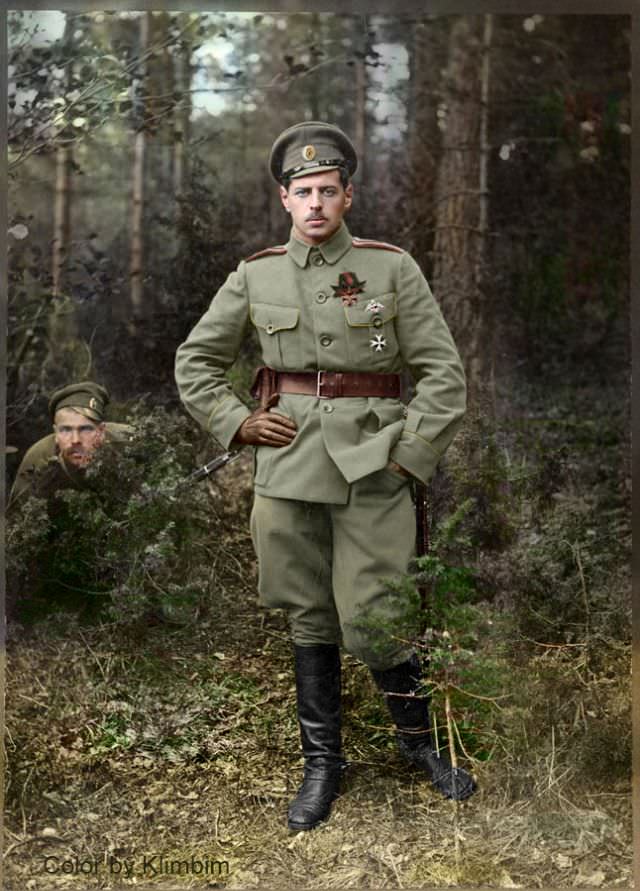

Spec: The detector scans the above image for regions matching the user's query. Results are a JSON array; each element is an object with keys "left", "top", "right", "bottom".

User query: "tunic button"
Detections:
[
  {"left": 316, "top": 293, "right": 328, "bottom": 303},
  {"left": 266, "top": 324, "right": 275, "bottom": 334},
  {"left": 313, "top": 255, "right": 325, "bottom": 267},
  {"left": 322, "top": 403, "right": 334, "bottom": 413},
  {"left": 372, "top": 316, "right": 383, "bottom": 328},
  {"left": 320, "top": 335, "right": 332, "bottom": 347}
]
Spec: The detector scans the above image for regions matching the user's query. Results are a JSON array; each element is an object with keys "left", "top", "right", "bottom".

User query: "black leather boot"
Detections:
[
  {"left": 371, "top": 653, "right": 476, "bottom": 801},
  {"left": 287, "top": 644, "right": 346, "bottom": 831}
]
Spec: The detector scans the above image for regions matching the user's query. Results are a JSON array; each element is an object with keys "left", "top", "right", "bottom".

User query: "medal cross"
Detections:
[{"left": 370, "top": 335, "right": 387, "bottom": 352}]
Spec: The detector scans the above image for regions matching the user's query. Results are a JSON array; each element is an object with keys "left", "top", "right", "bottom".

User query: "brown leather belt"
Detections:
[{"left": 251, "top": 366, "right": 401, "bottom": 402}]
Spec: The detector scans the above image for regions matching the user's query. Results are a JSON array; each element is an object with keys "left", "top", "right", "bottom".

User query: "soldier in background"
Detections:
[
  {"left": 176, "top": 122, "right": 476, "bottom": 832},
  {"left": 8, "top": 381, "right": 133, "bottom": 510}
]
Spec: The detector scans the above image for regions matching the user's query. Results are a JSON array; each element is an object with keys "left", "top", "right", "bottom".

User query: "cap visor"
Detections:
[{"left": 288, "top": 163, "right": 341, "bottom": 180}]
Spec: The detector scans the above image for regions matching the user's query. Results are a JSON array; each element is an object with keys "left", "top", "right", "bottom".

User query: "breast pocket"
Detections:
[
  {"left": 343, "top": 293, "right": 398, "bottom": 368},
  {"left": 250, "top": 303, "right": 301, "bottom": 370}
]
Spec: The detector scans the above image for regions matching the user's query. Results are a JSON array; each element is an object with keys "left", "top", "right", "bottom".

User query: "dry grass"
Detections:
[
  {"left": 4, "top": 585, "right": 631, "bottom": 890},
  {"left": 5, "top": 447, "right": 632, "bottom": 889}
]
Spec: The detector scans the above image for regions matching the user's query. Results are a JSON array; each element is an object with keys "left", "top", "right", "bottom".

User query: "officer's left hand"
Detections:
[{"left": 386, "top": 460, "right": 411, "bottom": 478}]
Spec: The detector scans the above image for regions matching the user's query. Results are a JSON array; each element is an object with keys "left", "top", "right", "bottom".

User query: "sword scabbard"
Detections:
[{"left": 414, "top": 481, "right": 430, "bottom": 627}]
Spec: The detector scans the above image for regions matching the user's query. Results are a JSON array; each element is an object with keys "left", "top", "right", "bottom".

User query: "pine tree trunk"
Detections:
[
  {"left": 432, "top": 15, "right": 493, "bottom": 415},
  {"left": 49, "top": 12, "right": 77, "bottom": 353},
  {"left": 51, "top": 145, "right": 72, "bottom": 299},
  {"left": 51, "top": 13, "right": 74, "bottom": 301},
  {"left": 129, "top": 12, "right": 150, "bottom": 318},
  {"left": 407, "top": 20, "right": 433, "bottom": 168},
  {"left": 173, "top": 15, "right": 192, "bottom": 201},
  {"left": 406, "top": 18, "right": 439, "bottom": 257},
  {"left": 309, "top": 13, "right": 321, "bottom": 119},
  {"left": 353, "top": 16, "right": 368, "bottom": 211}
]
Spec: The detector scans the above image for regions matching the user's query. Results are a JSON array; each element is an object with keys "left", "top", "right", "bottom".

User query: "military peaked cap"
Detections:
[
  {"left": 269, "top": 121, "right": 358, "bottom": 183},
  {"left": 49, "top": 381, "right": 109, "bottom": 422}
]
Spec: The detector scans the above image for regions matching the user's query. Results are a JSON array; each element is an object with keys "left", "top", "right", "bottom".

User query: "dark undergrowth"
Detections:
[{"left": 4, "top": 378, "right": 631, "bottom": 889}]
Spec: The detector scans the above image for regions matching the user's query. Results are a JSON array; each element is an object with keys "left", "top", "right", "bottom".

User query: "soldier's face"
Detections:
[
  {"left": 280, "top": 170, "right": 352, "bottom": 245},
  {"left": 53, "top": 408, "right": 106, "bottom": 468}
]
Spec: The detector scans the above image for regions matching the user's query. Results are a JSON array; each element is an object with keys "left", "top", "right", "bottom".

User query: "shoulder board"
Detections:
[
  {"left": 245, "top": 246, "right": 288, "bottom": 263},
  {"left": 352, "top": 237, "right": 404, "bottom": 254}
]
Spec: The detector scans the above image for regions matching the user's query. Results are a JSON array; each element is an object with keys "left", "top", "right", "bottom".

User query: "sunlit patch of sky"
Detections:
[
  {"left": 11, "top": 10, "right": 409, "bottom": 137},
  {"left": 371, "top": 43, "right": 409, "bottom": 138},
  {"left": 190, "top": 12, "right": 410, "bottom": 138},
  {"left": 9, "top": 9, "right": 65, "bottom": 43}
]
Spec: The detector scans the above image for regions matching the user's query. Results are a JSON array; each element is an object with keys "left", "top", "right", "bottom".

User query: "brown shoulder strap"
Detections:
[
  {"left": 245, "top": 246, "right": 288, "bottom": 263},
  {"left": 352, "top": 237, "right": 404, "bottom": 254}
]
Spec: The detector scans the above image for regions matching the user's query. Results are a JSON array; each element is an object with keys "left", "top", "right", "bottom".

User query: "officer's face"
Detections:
[
  {"left": 280, "top": 170, "right": 352, "bottom": 245},
  {"left": 53, "top": 407, "right": 105, "bottom": 468}
]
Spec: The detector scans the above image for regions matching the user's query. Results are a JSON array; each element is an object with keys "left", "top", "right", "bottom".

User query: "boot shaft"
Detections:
[
  {"left": 293, "top": 644, "right": 343, "bottom": 763},
  {"left": 370, "top": 652, "right": 430, "bottom": 733}
]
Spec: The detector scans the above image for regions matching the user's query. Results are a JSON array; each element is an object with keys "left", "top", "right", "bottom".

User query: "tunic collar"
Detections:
[{"left": 287, "top": 221, "right": 353, "bottom": 268}]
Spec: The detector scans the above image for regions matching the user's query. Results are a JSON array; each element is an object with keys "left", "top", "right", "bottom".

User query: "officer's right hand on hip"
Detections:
[{"left": 234, "top": 393, "right": 297, "bottom": 447}]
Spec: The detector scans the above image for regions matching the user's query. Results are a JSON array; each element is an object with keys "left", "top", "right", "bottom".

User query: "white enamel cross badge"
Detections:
[{"left": 370, "top": 334, "right": 387, "bottom": 352}]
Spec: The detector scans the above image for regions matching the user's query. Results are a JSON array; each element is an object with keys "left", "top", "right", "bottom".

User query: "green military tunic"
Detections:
[
  {"left": 175, "top": 222, "right": 465, "bottom": 667},
  {"left": 8, "top": 422, "right": 134, "bottom": 509},
  {"left": 175, "top": 221, "right": 466, "bottom": 505}
]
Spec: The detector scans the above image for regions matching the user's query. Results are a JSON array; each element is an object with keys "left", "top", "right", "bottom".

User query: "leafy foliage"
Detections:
[
  {"left": 348, "top": 496, "right": 506, "bottom": 763},
  {"left": 7, "top": 405, "right": 253, "bottom": 626}
]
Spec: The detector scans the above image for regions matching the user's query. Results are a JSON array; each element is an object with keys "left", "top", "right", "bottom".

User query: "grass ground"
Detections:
[
  {"left": 4, "top": 378, "right": 632, "bottom": 890},
  {"left": 4, "top": 538, "right": 631, "bottom": 890}
]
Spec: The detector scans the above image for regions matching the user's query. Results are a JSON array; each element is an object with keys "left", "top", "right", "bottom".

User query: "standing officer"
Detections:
[
  {"left": 175, "top": 121, "right": 476, "bottom": 831},
  {"left": 8, "top": 381, "right": 133, "bottom": 509}
]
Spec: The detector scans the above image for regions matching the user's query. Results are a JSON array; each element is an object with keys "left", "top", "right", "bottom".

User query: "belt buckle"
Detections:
[{"left": 316, "top": 370, "right": 328, "bottom": 398}]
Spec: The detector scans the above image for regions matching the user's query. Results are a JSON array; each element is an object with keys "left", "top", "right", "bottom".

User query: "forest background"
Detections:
[{"left": 4, "top": 9, "right": 632, "bottom": 890}]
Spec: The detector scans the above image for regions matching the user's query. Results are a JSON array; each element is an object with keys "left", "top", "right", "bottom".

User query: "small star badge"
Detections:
[
  {"left": 365, "top": 300, "right": 385, "bottom": 313},
  {"left": 370, "top": 334, "right": 387, "bottom": 352}
]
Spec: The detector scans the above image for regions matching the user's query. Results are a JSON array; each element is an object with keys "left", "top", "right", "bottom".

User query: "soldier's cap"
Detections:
[
  {"left": 49, "top": 381, "right": 109, "bottom": 423},
  {"left": 269, "top": 121, "right": 357, "bottom": 184}
]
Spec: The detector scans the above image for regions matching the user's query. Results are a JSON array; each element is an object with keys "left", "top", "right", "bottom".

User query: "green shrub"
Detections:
[
  {"left": 350, "top": 498, "right": 508, "bottom": 764},
  {"left": 7, "top": 404, "right": 252, "bottom": 627}
]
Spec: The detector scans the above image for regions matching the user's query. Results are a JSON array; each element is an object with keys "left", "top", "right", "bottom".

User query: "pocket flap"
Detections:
[
  {"left": 250, "top": 303, "right": 300, "bottom": 334},
  {"left": 344, "top": 293, "right": 397, "bottom": 328}
]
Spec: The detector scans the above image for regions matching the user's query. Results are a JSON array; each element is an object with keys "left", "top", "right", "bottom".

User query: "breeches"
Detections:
[{"left": 250, "top": 467, "right": 416, "bottom": 670}]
